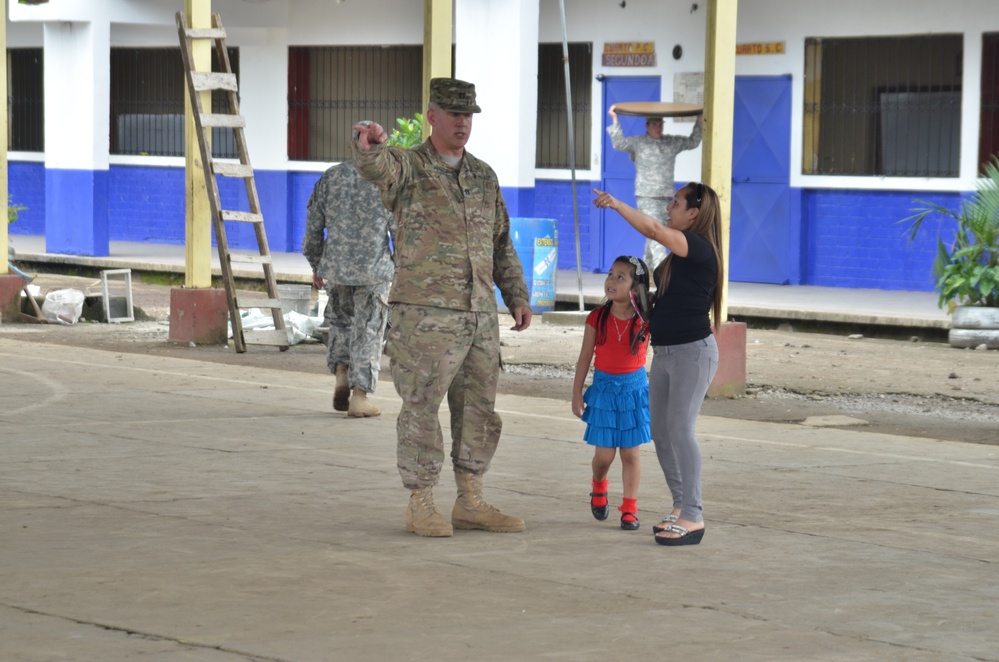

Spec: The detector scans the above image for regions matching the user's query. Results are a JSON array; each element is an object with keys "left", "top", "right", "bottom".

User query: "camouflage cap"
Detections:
[{"left": 429, "top": 77, "right": 481, "bottom": 114}]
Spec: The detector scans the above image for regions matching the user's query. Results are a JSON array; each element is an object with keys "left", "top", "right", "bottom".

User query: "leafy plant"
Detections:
[
  {"left": 904, "top": 157, "right": 999, "bottom": 309},
  {"left": 8, "top": 196, "right": 27, "bottom": 224},
  {"left": 384, "top": 112, "right": 424, "bottom": 149}
]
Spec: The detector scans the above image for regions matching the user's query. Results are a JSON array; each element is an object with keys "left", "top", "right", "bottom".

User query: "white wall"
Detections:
[
  {"left": 287, "top": 0, "right": 423, "bottom": 45},
  {"left": 44, "top": 19, "right": 109, "bottom": 170},
  {"left": 10, "top": 0, "right": 286, "bottom": 27},
  {"left": 10, "top": 0, "right": 999, "bottom": 190},
  {"left": 456, "top": 0, "right": 540, "bottom": 188},
  {"left": 735, "top": 0, "right": 999, "bottom": 192},
  {"left": 538, "top": 0, "right": 708, "bottom": 184}
]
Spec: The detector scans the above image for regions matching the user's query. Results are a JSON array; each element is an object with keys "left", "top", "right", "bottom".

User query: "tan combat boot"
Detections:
[
  {"left": 406, "top": 487, "right": 453, "bottom": 537},
  {"left": 347, "top": 387, "right": 380, "bottom": 418},
  {"left": 452, "top": 472, "right": 526, "bottom": 533},
  {"left": 332, "top": 364, "right": 349, "bottom": 411}
]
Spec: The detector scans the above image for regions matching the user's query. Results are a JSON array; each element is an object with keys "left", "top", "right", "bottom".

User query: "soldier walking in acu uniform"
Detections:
[
  {"left": 353, "top": 78, "right": 533, "bottom": 537},
  {"left": 302, "top": 126, "right": 395, "bottom": 418}
]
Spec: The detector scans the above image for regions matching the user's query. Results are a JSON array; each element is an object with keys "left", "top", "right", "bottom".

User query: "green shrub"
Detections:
[
  {"left": 904, "top": 157, "right": 999, "bottom": 309},
  {"left": 385, "top": 113, "right": 424, "bottom": 149},
  {"left": 8, "top": 196, "right": 27, "bottom": 224}
]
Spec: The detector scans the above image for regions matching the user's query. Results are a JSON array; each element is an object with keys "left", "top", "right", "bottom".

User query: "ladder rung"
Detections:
[
  {"left": 191, "top": 71, "right": 238, "bottom": 92},
  {"left": 221, "top": 210, "right": 263, "bottom": 224},
  {"left": 229, "top": 253, "right": 272, "bottom": 265},
  {"left": 200, "top": 114, "right": 245, "bottom": 128},
  {"left": 212, "top": 162, "right": 253, "bottom": 178},
  {"left": 243, "top": 329, "right": 291, "bottom": 347},
  {"left": 184, "top": 27, "right": 226, "bottom": 39},
  {"left": 236, "top": 297, "right": 283, "bottom": 310}
]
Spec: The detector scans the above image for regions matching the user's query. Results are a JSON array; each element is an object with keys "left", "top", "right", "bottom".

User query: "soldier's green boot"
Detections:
[
  {"left": 405, "top": 487, "right": 453, "bottom": 537},
  {"left": 452, "top": 472, "right": 526, "bottom": 533}
]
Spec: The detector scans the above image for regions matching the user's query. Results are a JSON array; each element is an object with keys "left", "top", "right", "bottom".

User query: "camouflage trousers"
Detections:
[
  {"left": 387, "top": 304, "right": 502, "bottom": 489},
  {"left": 637, "top": 196, "right": 670, "bottom": 272},
  {"left": 324, "top": 281, "right": 391, "bottom": 394}
]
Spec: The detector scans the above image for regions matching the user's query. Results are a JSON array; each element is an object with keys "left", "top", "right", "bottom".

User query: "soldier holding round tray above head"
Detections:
[{"left": 607, "top": 104, "right": 703, "bottom": 271}]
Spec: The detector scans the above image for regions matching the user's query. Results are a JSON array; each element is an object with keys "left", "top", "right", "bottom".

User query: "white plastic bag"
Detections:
[
  {"left": 41, "top": 288, "right": 85, "bottom": 325},
  {"left": 227, "top": 308, "right": 323, "bottom": 346}
]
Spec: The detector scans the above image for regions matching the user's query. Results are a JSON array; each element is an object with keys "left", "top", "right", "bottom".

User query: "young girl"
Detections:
[{"left": 571, "top": 255, "right": 653, "bottom": 530}]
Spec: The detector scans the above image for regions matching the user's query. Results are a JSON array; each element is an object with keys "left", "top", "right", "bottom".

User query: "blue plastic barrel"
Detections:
[{"left": 496, "top": 217, "right": 558, "bottom": 313}]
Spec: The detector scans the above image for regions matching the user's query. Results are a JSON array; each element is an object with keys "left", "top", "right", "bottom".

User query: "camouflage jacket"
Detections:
[
  {"left": 353, "top": 139, "right": 529, "bottom": 313},
  {"left": 302, "top": 162, "right": 395, "bottom": 286},
  {"left": 607, "top": 121, "right": 702, "bottom": 198}
]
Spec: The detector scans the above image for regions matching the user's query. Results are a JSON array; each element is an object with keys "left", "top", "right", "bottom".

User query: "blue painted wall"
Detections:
[
  {"left": 8, "top": 161, "right": 45, "bottom": 235},
  {"left": 5, "top": 163, "right": 301, "bottom": 254},
  {"left": 534, "top": 179, "right": 599, "bottom": 273},
  {"left": 108, "top": 165, "right": 185, "bottom": 243},
  {"left": 46, "top": 168, "right": 109, "bottom": 256},
  {"left": 9, "top": 162, "right": 307, "bottom": 254},
  {"left": 802, "top": 189, "right": 961, "bottom": 291},
  {"left": 8, "top": 160, "right": 968, "bottom": 294},
  {"left": 500, "top": 186, "right": 536, "bottom": 221},
  {"left": 288, "top": 170, "right": 323, "bottom": 254}
]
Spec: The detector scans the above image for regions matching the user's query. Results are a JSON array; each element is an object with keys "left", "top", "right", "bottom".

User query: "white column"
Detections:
[
  {"left": 43, "top": 17, "right": 111, "bottom": 255},
  {"left": 44, "top": 19, "right": 109, "bottom": 171},
  {"left": 455, "top": 0, "right": 539, "bottom": 191}
]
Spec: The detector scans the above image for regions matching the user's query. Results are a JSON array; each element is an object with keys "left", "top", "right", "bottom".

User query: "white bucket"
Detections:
[{"left": 277, "top": 284, "right": 312, "bottom": 316}]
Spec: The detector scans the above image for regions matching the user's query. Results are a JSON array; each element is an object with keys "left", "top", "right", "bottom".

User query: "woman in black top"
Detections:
[{"left": 592, "top": 182, "right": 723, "bottom": 546}]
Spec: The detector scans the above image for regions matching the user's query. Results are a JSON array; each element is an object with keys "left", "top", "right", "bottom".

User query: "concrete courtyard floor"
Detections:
[{"left": 1, "top": 335, "right": 998, "bottom": 661}]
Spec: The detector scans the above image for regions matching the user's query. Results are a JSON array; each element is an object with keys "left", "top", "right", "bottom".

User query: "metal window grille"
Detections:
[
  {"left": 287, "top": 46, "right": 423, "bottom": 162},
  {"left": 536, "top": 42, "right": 592, "bottom": 169},
  {"left": 980, "top": 33, "right": 999, "bottom": 171},
  {"left": 803, "top": 34, "right": 962, "bottom": 177},
  {"left": 7, "top": 48, "right": 43, "bottom": 152},
  {"left": 109, "top": 47, "right": 239, "bottom": 158}
]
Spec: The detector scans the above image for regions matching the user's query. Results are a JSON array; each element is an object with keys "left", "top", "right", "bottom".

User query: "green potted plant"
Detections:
[
  {"left": 7, "top": 196, "right": 28, "bottom": 262},
  {"left": 8, "top": 195, "right": 27, "bottom": 225},
  {"left": 904, "top": 156, "right": 999, "bottom": 348},
  {"left": 384, "top": 112, "right": 424, "bottom": 149}
]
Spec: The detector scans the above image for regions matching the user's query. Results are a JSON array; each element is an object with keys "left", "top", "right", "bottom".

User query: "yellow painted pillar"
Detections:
[
  {"left": 184, "top": 0, "right": 212, "bottom": 288},
  {"left": 701, "top": 0, "right": 747, "bottom": 398},
  {"left": 701, "top": 0, "right": 738, "bottom": 321},
  {"left": 422, "top": 0, "right": 453, "bottom": 137},
  {"left": 1, "top": 0, "right": 9, "bottom": 275}
]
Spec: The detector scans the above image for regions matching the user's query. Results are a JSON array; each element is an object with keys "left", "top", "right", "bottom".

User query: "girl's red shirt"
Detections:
[{"left": 586, "top": 308, "right": 648, "bottom": 374}]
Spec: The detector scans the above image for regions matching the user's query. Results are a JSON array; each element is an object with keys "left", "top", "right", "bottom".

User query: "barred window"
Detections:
[
  {"left": 288, "top": 46, "right": 423, "bottom": 162},
  {"left": 110, "top": 47, "right": 239, "bottom": 158},
  {"left": 7, "top": 48, "right": 43, "bottom": 152},
  {"left": 803, "top": 34, "right": 962, "bottom": 177},
  {"left": 980, "top": 33, "right": 999, "bottom": 171},
  {"left": 536, "top": 42, "right": 592, "bottom": 169}
]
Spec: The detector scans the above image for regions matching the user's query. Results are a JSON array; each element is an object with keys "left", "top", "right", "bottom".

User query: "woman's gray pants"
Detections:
[{"left": 649, "top": 336, "right": 719, "bottom": 523}]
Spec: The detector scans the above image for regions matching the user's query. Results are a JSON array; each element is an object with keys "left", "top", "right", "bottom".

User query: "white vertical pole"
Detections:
[{"left": 558, "top": 0, "right": 584, "bottom": 311}]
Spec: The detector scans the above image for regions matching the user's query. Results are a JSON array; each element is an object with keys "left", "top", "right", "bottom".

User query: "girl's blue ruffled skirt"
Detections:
[{"left": 581, "top": 368, "right": 651, "bottom": 448}]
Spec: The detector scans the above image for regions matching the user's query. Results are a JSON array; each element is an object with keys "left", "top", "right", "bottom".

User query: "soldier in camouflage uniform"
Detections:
[
  {"left": 302, "top": 132, "right": 394, "bottom": 418},
  {"left": 353, "top": 78, "right": 533, "bottom": 538},
  {"left": 607, "top": 106, "right": 703, "bottom": 271}
]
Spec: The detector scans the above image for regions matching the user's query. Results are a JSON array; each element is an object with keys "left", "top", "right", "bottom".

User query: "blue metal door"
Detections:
[
  {"left": 731, "top": 76, "right": 793, "bottom": 284},
  {"left": 599, "top": 76, "right": 660, "bottom": 272}
]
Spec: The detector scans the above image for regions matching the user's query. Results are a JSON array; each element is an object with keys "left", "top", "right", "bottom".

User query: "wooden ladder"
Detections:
[{"left": 176, "top": 11, "right": 288, "bottom": 353}]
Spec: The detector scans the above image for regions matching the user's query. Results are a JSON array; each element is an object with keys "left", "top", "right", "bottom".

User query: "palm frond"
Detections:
[{"left": 904, "top": 154, "right": 999, "bottom": 308}]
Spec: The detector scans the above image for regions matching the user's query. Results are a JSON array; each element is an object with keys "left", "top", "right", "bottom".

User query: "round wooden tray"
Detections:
[{"left": 612, "top": 102, "right": 703, "bottom": 118}]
